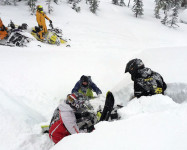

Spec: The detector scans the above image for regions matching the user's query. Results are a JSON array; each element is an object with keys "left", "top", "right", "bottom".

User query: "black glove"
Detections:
[
  {"left": 75, "top": 112, "right": 90, "bottom": 119},
  {"left": 87, "top": 125, "right": 95, "bottom": 133},
  {"left": 49, "top": 20, "right": 52, "bottom": 24}
]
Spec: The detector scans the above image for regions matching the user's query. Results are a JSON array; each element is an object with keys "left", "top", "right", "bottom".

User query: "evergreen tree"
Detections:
[
  {"left": 128, "top": 0, "right": 131, "bottom": 7},
  {"left": 132, "top": 0, "right": 143, "bottom": 18},
  {"left": 89, "top": 0, "right": 99, "bottom": 14},
  {"left": 160, "top": 0, "right": 171, "bottom": 25},
  {"left": 3, "top": 0, "right": 11, "bottom": 5},
  {"left": 168, "top": 0, "right": 182, "bottom": 27},
  {"left": 112, "top": 0, "right": 118, "bottom": 5},
  {"left": 119, "top": 0, "right": 125, "bottom": 6},
  {"left": 46, "top": 0, "right": 53, "bottom": 14},
  {"left": 28, "top": 0, "right": 36, "bottom": 15},
  {"left": 54, "top": 0, "right": 58, "bottom": 4},
  {"left": 154, "top": 0, "right": 164, "bottom": 19},
  {"left": 181, "top": 0, "right": 187, "bottom": 7},
  {"left": 72, "top": 2, "right": 81, "bottom": 12}
]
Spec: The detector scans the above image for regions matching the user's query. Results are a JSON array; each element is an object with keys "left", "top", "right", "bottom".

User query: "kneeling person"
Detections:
[
  {"left": 49, "top": 93, "right": 96, "bottom": 144},
  {"left": 72, "top": 75, "right": 102, "bottom": 99}
]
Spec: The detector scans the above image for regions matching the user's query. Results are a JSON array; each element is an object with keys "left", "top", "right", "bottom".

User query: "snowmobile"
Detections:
[
  {"left": 31, "top": 23, "right": 69, "bottom": 46},
  {"left": 41, "top": 91, "right": 118, "bottom": 134},
  {"left": 0, "top": 21, "right": 32, "bottom": 47}
]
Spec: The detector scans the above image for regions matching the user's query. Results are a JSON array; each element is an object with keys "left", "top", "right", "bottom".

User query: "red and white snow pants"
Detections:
[{"left": 49, "top": 119, "right": 70, "bottom": 144}]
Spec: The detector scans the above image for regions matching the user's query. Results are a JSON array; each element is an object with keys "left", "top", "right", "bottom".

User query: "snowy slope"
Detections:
[{"left": 0, "top": 0, "right": 187, "bottom": 150}]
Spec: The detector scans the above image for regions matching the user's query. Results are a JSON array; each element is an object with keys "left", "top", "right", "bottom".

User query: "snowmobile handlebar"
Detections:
[{"left": 49, "top": 22, "right": 54, "bottom": 29}]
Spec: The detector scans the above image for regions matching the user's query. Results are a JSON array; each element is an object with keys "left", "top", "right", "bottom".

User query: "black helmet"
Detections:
[
  {"left": 21, "top": 23, "right": 28, "bottom": 30},
  {"left": 125, "top": 58, "right": 145, "bottom": 74},
  {"left": 80, "top": 75, "right": 89, "bottom": 87},
  {"left": 80, "top": 75, "right": 88, "bottom": 82}
]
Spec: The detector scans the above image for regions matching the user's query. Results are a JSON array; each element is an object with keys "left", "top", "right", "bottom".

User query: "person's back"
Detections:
[
  {"left": 133, "top": 67, "right": 167, "bottom": 98},
  {"left": 125, "top": 58, "right": 167, "bottom": 98}
]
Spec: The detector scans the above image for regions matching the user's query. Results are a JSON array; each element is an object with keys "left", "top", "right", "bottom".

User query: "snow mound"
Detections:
[
  {"left": 0, "top": 88, "right": 48, "bottom": 150},
  {"left": 51, "top": 95, "right": 187, "bottom": 150}
]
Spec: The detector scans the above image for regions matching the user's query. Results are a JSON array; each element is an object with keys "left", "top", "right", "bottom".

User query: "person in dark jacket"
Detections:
[
  {"left": 125, "top": 58, "right": 167, "bottom": 98},
  {"left": 72, "top": 75, "right": 102, "bottom": 99}
]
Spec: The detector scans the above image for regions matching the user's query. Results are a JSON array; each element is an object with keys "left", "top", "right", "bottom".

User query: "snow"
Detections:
[
  {"left": 180, "top": 9, "right": 187, "bottom": 24},
  {"left": 0, "top": 0, "right": 187, "bottom": 150}
]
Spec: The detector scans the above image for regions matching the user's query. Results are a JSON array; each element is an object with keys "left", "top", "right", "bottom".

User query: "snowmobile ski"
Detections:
[
  {"left": 0, "top": 42, "right": 15, "bottom": 47},
  {"left": 41, "top": 125, "right": 50, "bottom": 134},
  {"left": 100, "top": 91, "right": 115, "bottom": 121}
]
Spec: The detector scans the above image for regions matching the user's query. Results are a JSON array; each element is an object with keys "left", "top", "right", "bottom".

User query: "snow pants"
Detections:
[
  {"left": 49, "top": 119, "right": 70, "bottom": 144},
  {"left": 0, "top": 30, "right": 8, "bottom": 40},
  {"left": 38, "top": 25, "right": 47, "bottom": 40}
]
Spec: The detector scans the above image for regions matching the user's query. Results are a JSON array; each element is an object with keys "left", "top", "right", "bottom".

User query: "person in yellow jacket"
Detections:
[
  {"left": 36, "top": 5, "right": 52, "bottom": 40},
  {"left": 0, "top": 18, "right": 8, "bottom": 40}
]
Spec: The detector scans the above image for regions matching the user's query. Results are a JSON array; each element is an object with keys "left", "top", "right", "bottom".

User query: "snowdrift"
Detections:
[{"left": 52, "top": 95, "right": 187, "bottom": 150}]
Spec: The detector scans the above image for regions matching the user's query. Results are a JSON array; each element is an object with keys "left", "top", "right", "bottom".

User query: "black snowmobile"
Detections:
[
  {"left": 41, "top": 91, "right": 121, "bottom": 134},
  {"left": 0, "top": 21, "right": 32, "bottom": 47}
]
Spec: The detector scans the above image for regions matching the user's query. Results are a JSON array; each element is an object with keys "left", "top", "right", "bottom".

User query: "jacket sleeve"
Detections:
[
  {"left": 134, "top": 79, "right": 150, "bottom": 98},
  {"left": 72, "top": 81, "right": 80, "bottom": 93},
  {"left": 59, "top": 105, "right": 80, "bottom": 134},
  {"left": 90, "top": 82, "right": 102, "bottom": 95},
  {"left": 44, "top": 14, "right": 50, "bottom": 21}
]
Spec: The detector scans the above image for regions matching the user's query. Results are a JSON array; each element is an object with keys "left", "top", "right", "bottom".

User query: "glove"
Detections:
[
  {"left": 87, "top": 125, "right": 95, "bottom": 133},
  {"left": 49, "top": 20, "right": 52, "bottom": 24}
]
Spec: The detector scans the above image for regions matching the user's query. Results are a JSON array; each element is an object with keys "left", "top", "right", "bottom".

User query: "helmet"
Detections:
[
  {"left": 37, "top": 5, "right": 43, "bottom": 12},
  {"left": 80, "top": 75, "right": 89, "bottom": 87},
  {"left": 66, "top": 93, "right": 86, "bottom": 110},
  {"left": 125, "top": 58, "right": 145, "bottom": 74},
  {"left": 21, "top": 23, "right": 28, "bottom": 30}
]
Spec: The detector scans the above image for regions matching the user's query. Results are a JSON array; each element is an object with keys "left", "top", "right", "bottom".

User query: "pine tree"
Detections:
[
  {"left": 128, "top": 0, "right": 131, "bottom": 7},
  {"left": 89, "top": 0, "right": 99, "bottom": 14},
  {"left": 54, "top": 0, "right": 58, "bottom": 4},
  {"left": 119, "top": 0, "right": 125, "bottom": 6},
  {"left": 160, "top": 0, "right": 170, "bottom": 25},
  {"left": 181, "top": 0, "right": 187, "bottom": 7},
  {"left": 112, "top": 0, "right": 118, "bottom": 5},
  {"left": 168, "top": 0, "right": 182, "bottom": 27},
  {"left": 72, "top": 2, "right": 81, "bottom": 12},
  {"left": 3, "top": 0, "right": 11, "bottom": 5},
  {"left": 154, "top": 0, "right": 164, "bottom": 19},
  {"left": 28, "top": 0, "right": 36, "bottom": 15},
  {"left": 132, "top": 0, "right": 143, "bottom": 18},
  {"left": 46, "top": 0, "right": 53, "bottom": 14}
]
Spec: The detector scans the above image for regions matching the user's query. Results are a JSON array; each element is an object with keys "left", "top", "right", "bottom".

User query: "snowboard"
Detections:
[{"left": 99, "top": 91, "right": 115, "bottom": 121}]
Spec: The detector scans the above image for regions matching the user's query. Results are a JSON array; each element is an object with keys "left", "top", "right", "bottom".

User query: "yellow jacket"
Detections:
[{"left": 36, "top": 11, "right": 50, "bottom": 32}]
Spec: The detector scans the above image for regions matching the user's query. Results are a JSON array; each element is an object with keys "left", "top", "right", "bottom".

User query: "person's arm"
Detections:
[
  {"left": 59, "top": 105, "right": 80, "bottom": 134},
  {"left": 134, "top": 79, "right": 149, "bottom": 98},
  {"left": 90, "top": 82, "right": 102, "bottom": 95},
  {"left": 44, "top": 14, "right": 50, "bottom": 21},
  {"left": 72, "top": 81, "right": 80, "bottom": 93}
]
